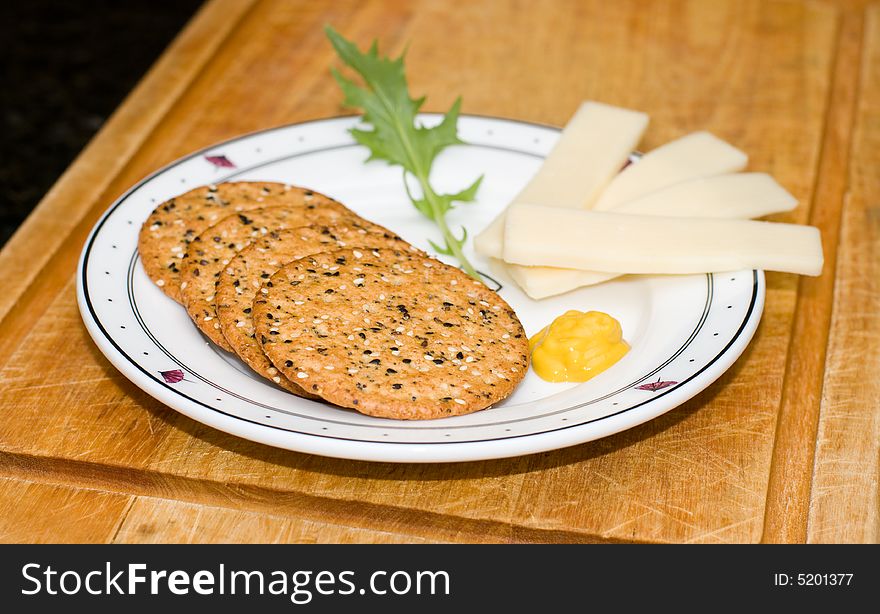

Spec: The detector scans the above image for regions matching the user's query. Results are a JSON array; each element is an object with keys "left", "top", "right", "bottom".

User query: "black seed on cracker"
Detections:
[
  {"left": 213, "top": 220, "right": 411, "bottom": 398},
  {"left": 252, "top": 247, "right": 528, "bottom": 420}
]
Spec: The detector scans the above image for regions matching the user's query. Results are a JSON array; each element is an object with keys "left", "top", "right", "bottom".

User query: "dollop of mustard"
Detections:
[{"left": 528, "top": 310, "right": 629, "bottom": 383}]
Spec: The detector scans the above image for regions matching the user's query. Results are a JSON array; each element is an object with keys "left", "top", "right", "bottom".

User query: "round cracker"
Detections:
[
  {"left": 138, "top": 182, "right": 340, "bottom": 303},
  {"left": 216, "top": 223, "right": 418, "bottom": 397},
  {"left": 253, "top": 247, "right": 529, "bottom": 420},
  {"left": 180, "top": 204, "right": 358, "bottom": 350}
]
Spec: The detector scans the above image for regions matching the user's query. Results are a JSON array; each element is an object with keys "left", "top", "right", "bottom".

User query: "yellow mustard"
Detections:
[{"left": 528, "top": 310, "right": 629, "bottom": 383}]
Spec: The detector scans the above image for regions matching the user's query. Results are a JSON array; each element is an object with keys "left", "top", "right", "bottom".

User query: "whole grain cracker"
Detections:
[
  {"left": 180, "top": 204, "right": 358, "bottom": 350},
  {"left": 216, "top": 222, "right": 418, "bottom": 397},
  {"left": 253, "top": 248, "right": 529, "bottom": 419},
  {"left": 138, "top": 182, "right": 341, "bottom": 303}
]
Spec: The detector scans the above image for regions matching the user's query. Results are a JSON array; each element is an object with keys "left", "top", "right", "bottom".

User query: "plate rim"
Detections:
[{"left": 76, "top": 113, "right": 766, "bottom": 463}]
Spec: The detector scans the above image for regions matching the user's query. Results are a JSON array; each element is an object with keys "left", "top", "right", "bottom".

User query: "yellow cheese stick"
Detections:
[
  {"left": 503, "top": 204, "right": 823, "bottom": 276},
  {"left": 473, "top": 101, "right": 648, "bottom": 259},
  {"left": 592, "top": 131, "right": 748, "bottom": 210}
]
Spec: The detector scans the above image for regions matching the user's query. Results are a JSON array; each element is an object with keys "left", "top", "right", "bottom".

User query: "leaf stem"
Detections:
[{"left": 414, "top": 174, "right": 481, "bottom": 280}]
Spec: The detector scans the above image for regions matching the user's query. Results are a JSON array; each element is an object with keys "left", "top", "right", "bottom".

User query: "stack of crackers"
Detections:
[{"left": 138, "top": 181, "right": 529, "bottom": 419}]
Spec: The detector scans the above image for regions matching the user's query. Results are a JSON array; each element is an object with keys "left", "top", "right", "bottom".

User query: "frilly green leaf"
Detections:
[{"left": 326, "top": 25, "right": 484, "bottom": 280}]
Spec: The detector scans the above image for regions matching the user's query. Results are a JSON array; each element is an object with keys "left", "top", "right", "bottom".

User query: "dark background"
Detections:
[{"left": 0, "top": 0, "right": 204, "bottom": 247}]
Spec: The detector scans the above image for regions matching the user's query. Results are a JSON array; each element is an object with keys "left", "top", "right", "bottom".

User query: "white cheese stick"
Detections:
[
  {"left": 473, "top": 216, "right": 507, "bottom": 260},
  {"left": 511, "top": 102, "right": 649, "bottom": 206},
  {"left": 592, "top": 131, "right": 748, "bottom": 210},
  {"left": 505, "top": 173, "right": 799, "bottom": 297},
  {"left": 613, "top": 173, "right": 797, "bottom": 217},
  {"left": 502, "top": 204, "right": 823, "bottom": 276},
  {"left": 508, "top": 266, "right": 619, "bottom": 298},
  {"left": 473, "top": 101, "right": 648, "bottom": 258}
]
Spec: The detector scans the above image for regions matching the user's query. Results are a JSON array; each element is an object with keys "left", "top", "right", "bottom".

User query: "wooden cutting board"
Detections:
[{"left": 0, "top": 0, "right": 877, "bottom": 544}]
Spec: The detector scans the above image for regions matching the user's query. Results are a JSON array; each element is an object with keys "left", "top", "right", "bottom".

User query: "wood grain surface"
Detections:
[
  {"left": 0, "top": 0, "right": 875, "bottom": 543},
  {"left": 807, "top": 3, "right": 880, "bottom": 544}
]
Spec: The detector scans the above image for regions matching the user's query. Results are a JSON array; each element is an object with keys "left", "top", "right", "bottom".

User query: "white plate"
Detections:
[{"left": 77, "top": 115, "right": 764, "bottom": 463}]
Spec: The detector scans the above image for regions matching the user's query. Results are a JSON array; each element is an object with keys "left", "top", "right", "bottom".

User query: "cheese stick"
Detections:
[
  {"left": 502, "top": 204, "right": 823, "bottom": 276},
  {"left": 473, "top": 101, "right": 648, "bottom": 258},
  {"left": 504, "top": 173, "right": 799, "bottom": 297},
  {"left": 508, "top": 266, "right": 619, "bottom": 298},
  {"left": 612, "top": 172, "right": 796, "bottom": 217},
  {"left": 592, "top": 131, "right": 748, "bottom": 210},
  {"left": 481, "top": 171, "right": 794, "bottom": 262}
]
